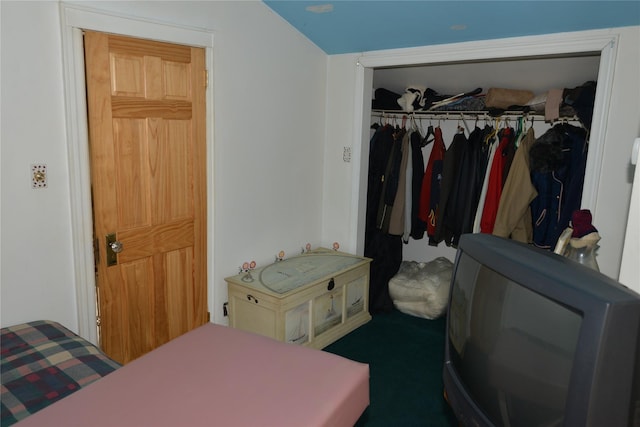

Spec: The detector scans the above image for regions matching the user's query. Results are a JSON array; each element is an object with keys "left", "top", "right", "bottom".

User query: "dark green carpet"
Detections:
[{"left": 324, "top": 309, "right": 458, "bottom": 427}]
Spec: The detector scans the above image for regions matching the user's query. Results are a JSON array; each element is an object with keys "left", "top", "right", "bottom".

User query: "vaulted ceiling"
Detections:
[{"left": 263, "top": 1, "right": 640, "bottom": 54}]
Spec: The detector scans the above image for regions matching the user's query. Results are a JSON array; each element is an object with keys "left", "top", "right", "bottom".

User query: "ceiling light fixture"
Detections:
[
  {"left": 450, "top": 24, "right": 467, "bottom": 31},
  {"left": 306, "top": 4, "right": 334, "bottom": 14}
]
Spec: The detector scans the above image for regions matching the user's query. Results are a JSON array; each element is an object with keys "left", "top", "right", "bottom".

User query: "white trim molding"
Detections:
[{"left": 59, "top": 3, "right": 215, "bottom": 344}]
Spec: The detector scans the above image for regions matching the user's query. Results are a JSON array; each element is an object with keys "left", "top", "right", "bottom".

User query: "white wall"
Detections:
[
  {"left": 323, "top": 26, "right": 640, "bottom": 281},
  {"left": 594, "top": 27, "right": 640, "bottom": 279},
  {"left": 2, "top": 1, "right": 637, "bottom": 337},
  {"left": 1, "top": 1, "right": 328, "bottom": 331},
  {"left": 1, "top": 2, "right": 77, "bottom": 328},
  {"left": 321, "top": 54, "right": 361, "bottom": 252},
  {"left": 619, "top": 138, "right": 640, "bottom": 294}
]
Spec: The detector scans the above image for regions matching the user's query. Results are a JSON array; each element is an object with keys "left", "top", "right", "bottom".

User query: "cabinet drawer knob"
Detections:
[
  {"left": 327, "top": 278, "right": 335, "bottom": 291},
  {"left": 247, "top": 294, "right": 259, "bottom": 303}
]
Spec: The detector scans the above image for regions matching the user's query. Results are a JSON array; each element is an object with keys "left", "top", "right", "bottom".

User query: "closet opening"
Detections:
[
  {"left": 371, "top": 53, "right": 600, "bottom": 264},
  {"left": 349, "top": 32, "right": 618, "bottom": 314}
]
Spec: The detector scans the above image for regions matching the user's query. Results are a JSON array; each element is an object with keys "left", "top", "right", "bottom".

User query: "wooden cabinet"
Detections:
[{"left": 226, "top": 249, "right": 372, "bottom": 349}]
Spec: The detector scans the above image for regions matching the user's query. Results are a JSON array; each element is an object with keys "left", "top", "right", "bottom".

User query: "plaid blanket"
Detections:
[{"left": 1, "top": 320, "right": 120, "bottom": 426}]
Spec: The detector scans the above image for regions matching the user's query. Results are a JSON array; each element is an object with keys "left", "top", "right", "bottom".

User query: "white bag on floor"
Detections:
[{"left": 388, "top": 257, "right": 453, "bottom": 319}]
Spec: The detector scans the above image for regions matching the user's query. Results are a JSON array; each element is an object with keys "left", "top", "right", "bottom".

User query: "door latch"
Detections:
[{"left": 106, "top": 233, "right": 123, "bottom": 266}]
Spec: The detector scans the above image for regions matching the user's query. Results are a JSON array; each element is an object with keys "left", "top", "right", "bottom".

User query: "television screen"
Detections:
[
  {"left": 449, "top": 252, "right": 582, "bottom": 425},
  {"left": 443, "top": 234, "right": 640, "bottom": 427}
]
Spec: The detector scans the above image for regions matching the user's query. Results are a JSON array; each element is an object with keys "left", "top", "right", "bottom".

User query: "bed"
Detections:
[
  {"left": 3, "top": 321, "right": 369, "bottom": 427},
  {"left": 1, "top": 320, "right": 121, "bottom": 426}
]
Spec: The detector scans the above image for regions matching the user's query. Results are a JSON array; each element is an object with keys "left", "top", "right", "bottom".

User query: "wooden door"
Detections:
[{"left": 84, "top": 31, "right": 208, "bottom": 364}]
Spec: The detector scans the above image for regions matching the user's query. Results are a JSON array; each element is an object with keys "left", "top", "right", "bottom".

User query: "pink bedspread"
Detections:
[{"left": 15, "top": 323, "right": 369, "bottom": 427}]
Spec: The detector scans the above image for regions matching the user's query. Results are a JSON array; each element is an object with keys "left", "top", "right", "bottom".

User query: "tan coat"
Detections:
[
  {"left": 493, "top": 127, "right": 538, "bottom": 243},
  {"left": 389, "top": 131, "right": 411, "bottom": 236}
]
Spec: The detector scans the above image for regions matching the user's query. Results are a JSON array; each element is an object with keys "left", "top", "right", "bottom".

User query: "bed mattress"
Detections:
[
  {"left": 1, "top": 320, "right": 120, "bottom": 426},
  {"left": 13, "top": 323, "right": 369, "bottom": 427}
]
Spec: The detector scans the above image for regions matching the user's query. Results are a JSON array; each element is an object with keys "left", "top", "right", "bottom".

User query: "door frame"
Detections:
[
  {"left": 59, "top": 3, "right": 215, "bottom": 344},
  {"left": 348, "top": 29, "right": 619, "bottom": 256}
]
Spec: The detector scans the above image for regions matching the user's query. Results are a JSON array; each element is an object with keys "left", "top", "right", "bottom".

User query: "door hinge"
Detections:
[
  {"left": 93, "top": 237, "right": 100, "bottom": 265},
  {"left": 204, "top": 69, "right": 208, "bottom": 89}
]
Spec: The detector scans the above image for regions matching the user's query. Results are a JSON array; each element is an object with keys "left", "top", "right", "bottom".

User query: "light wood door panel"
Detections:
[{"left": 84, "top": 31, "right": 207, "bottom": 364}]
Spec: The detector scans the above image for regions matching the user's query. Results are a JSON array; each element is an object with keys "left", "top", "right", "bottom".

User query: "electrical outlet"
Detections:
[
  {"left": 343, "top": 146, "right": 352, "bottom": 162},
  {"left": 31, "top": 164, "right": 47, "bottom": 189}
]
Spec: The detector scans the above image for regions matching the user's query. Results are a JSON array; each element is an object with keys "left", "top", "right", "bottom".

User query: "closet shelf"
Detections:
[{"left": 371, "top": 109, "right": 580, "bottom": 123}]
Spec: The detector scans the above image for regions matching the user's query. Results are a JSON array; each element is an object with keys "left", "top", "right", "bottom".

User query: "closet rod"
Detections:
[{"left": 371, "top": 110, "right": 580, "bottom": 122}]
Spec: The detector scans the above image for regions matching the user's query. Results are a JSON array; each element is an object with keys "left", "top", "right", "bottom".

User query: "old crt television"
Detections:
[{"left": 443, "top": 234, "right": 640, "bottom": 427}]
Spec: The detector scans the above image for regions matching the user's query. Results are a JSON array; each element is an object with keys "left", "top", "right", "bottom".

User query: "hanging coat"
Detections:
[
  {"left": 364, "top": 124, "right": 403, "bottom": 314},
  {"left": 529, "top": 124, "right": 588, "bottom": 249},
  {"left": 389, "top": 131, "right": 411, "bottom": 236},
  {"left": 480, "top": 127, "right": 514, "bottom": 234},
  {"left": 410, "top": 131, "right": 427, "bottom": 239},
  {"left": 434, "top": 131, "right": 468, "bottom": 246},
  {"left": 365, "top": 125, "right": 394, "bottom": 240},
  {"left": 474, "top": 134, "right": 498, "bottom": 233},
  {"left": 418, "top": 127, "right": 446, "bottom": 244},
  {"left": 493, "top": 127, "right": 537, "bottom": 242},
  {"left": 441, "top": 126, "right": 491, "bottom": 246},
  {"left": 376, "top": 128, "right": 405, "bottom": 233}
]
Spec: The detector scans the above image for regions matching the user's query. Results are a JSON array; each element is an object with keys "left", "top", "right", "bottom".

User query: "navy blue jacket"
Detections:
[{"left": 529, "top": 124, "right": 588, "bottom": 249}]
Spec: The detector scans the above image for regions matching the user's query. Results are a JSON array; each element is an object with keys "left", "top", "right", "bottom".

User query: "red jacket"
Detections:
[
  {"left": 418, "top": 127, "right": 446, "bottom": 238},
  {"left": 481, "top": 127, "right": 513, "bottom": 233}
]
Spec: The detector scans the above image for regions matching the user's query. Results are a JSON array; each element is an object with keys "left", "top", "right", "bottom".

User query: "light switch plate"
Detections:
[{"left": 343, "top": 146, "right": 352, "bottom": 163}]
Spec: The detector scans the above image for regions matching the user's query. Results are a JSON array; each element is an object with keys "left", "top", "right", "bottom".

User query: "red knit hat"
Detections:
[{"left": 571, "top": 209, "right": 598, "bottom": 238}]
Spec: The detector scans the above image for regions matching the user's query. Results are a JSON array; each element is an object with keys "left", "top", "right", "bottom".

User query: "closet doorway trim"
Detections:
[{"left": 349, "top": 29, "right": 618, "bottom": 255}]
